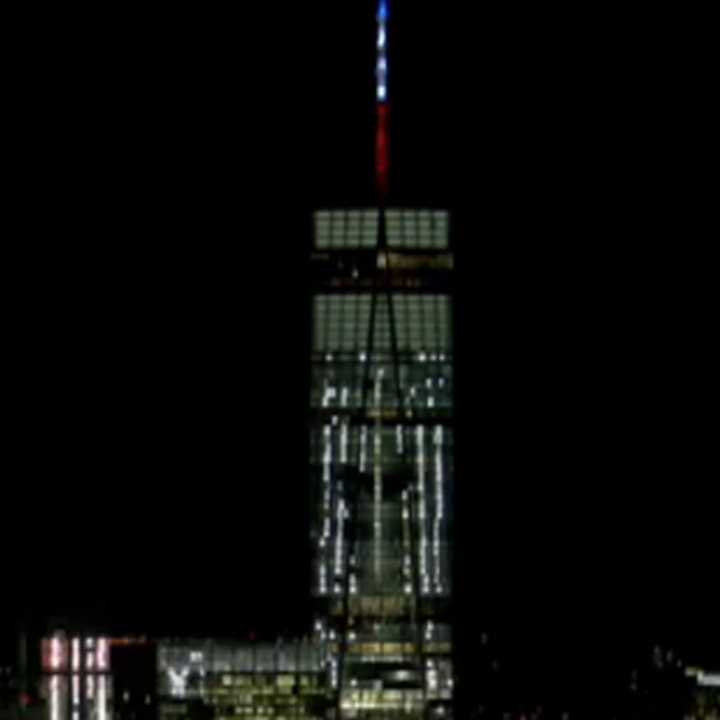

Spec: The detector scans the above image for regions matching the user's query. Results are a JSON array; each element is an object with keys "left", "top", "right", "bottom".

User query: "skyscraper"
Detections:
[
  {"left": 38, "top": 4, "right": 456, "bottom": 719},
  {"left": 308, "top": 5, "right": 454, "bottom": 717}
]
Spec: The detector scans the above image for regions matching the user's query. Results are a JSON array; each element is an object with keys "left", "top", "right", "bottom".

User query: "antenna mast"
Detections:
[{"left": 375, "top": 0, "right": 390, "bottom": 202}]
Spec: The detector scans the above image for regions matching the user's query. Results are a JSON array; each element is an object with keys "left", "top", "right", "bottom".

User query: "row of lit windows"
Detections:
[
  {"left": 175, "top": 711, "right": 325, "bottom": 720},
  {"left": 325, "top": 624, "right": 451, "bottom": 644},
  {"left": 309, "top": 433, "right": 454, "bottom": 468},
  {"left": 206, "top": 692, "right": 323, "bottom": 702},
  {"left": 339, "top": 692, "right": 424, "bottom": 711},
  {"left": 210, "top": 675, "right": 322, "bottom": 690},
  {"left": 314, "top": 209, "right": 449, "bottom": 250},
  {"left": 311, "top": 351, "right": 453, "bottom": 363},
  {"left": 158, "top": 648, "right": 324, "bottom": 675},
  {"left": 313, "top": 534, "right": 452, "bottom": 559},
  {"left": 161, "top": 679, "right": 323, "bottom": 695},
  {"left": 329, "top": 315, "right": 449, "bottom": 328},
  {"left": 315, "top": 539, "right": 451, "bottom": 561},
  {"left": 315, "top": 210, "right": 378, "bottom": 249},
  {"left": 311, "top": 359, "right": 453, "bottom": 379},
  {"left": 168, "top": 704, "right": 333, "bottom": 717},
  {"left": 311, "top": 389, "right": 454, "bottom": 414},
  {"left": 313, "top": 294, "right": 451, "bottom": 354},
  {"left": 308, "top": 421, "right": 455, "bottom": 452},
  {"left": 334, "top": 596, "right": 415, "bottom": 616}
]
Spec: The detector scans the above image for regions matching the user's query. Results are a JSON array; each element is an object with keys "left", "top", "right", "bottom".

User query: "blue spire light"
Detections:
[{"left": 376, "top": 0, "right": 389, "bottom": 104}]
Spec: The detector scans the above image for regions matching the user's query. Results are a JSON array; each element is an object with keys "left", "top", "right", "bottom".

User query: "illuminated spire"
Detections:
[
  {"left": 375, "top": 0, "right": 390, "bottom": 199},
  {"left": 376, "top": 0, "right": 389, "bottom": 103}
]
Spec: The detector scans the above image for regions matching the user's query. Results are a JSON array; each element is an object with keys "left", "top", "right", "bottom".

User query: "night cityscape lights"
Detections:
[
  {"left": 25, "top": 2, "right": 456, "bottom": 719},
  {"left": 4, "top": 3, "right": 713, "bottom": 720}
]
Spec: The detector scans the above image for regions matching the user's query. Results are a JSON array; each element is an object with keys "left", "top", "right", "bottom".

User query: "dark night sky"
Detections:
[{"left": 3, "top": 1, "right": 716, "bottom": 710}]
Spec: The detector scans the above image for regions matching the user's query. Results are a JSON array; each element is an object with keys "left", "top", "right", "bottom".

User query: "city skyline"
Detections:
[{"left": 3, "top": 2, "right": 716, "bottom": 716}]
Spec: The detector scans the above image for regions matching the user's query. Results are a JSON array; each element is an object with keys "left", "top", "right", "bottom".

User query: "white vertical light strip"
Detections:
[
  {"left": 427, "top": 660, "right": 439, "bottom": 693},
  {"left": 360, "top": 426, "right": 368, "bottom": 472},
  {"left": 335, "top": 498, "right": 345, "bottom": 583},
  {"left": 333, "top": 399, "right": 346, "bottom": 587},
  {"left": 434, "top": 425, "right": 444, "bottom": 593},
  {"left": 340, "top": 386, "right": 349, "bottom": 462},
  {"left": 72, "top": 639, "right": 80, "bottom": 673},
  {"left": 97, "top": 676, "right": 107, "bottom": 720},
  {"left": 340, "top": 424, "right": 348, "bottom": 464},
  {"left": 373, "top": 368, "right": 385, "bottom": 583},
  {"left": 402, "top": 489, "right": 412, "bottom": 596},
  {"left": 323, "top": 384, "right": 336, "bottom": 408},
  {"left": 50, "top": 676, "right": 61, "bottom": 720},
  {"left": 416, "top": 426, "right": 429, "bottom": 594},
  {"left": 50, "top": 636, "right": 62, "bottom": 671},
  {"left": 321, "top": 423, "right": 332, "bottom": 594},
  {"left": 96, "top": 638, "right": 109, "bottom": 672},
  {"left": 72, "top": 642, "right": 80, "bottom": 720},
  {"left": 323, "top": 428, "right": 332, "bottom": 521}
]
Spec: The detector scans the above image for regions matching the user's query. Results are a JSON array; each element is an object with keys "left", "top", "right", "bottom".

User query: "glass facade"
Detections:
[
  {"left": 157, "top": 640, "right": 328, "bottom": 720},
  {"left": 310, "top": 208, "right": 454, "bottom": 719}
]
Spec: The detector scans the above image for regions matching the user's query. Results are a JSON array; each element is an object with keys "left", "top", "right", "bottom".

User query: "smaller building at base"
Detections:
[
  {"left": 40, "top": 632, "right": 111, "bottom": 720},
  {"left": 157, "top": 639, "right": 328, "bottom": 720},
  {"left": 40, "top": 634, "right": 331, "bottom": 720},
  {"left": 686, "top": 667, "right": 720, "bottom": 719}
]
